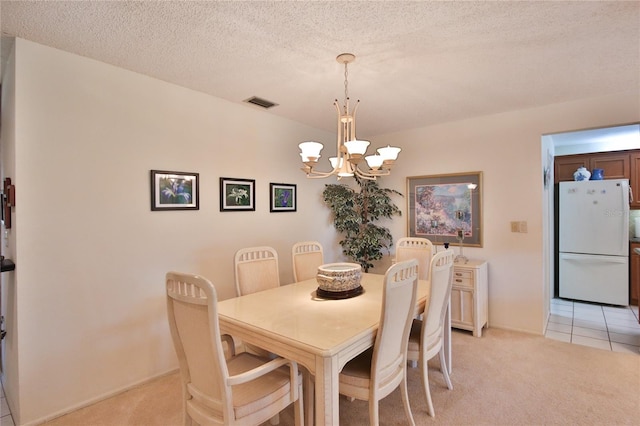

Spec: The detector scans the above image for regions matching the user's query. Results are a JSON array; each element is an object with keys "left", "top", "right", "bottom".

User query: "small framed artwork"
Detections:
[
  {"left": 270, "top": 183, "right": 297, "bottom": 212},
  {"left": 407, "top": 172, "right": 482, "bottom": 247},
  {"left": 220, "top": 177, "right": 255, "bottom": 211},
  {"left": 150, "top": 170, "right": 199, "bottom": 211}
]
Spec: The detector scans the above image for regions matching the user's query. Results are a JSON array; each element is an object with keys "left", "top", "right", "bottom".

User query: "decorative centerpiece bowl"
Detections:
[{"left": 316, "top": 263, "right": 363, "bottom": 299}]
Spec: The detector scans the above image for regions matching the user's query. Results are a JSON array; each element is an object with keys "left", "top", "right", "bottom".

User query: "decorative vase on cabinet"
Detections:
[
  {"left": 590, "top": 168, "right": 604, "bottom": 180},
  {"left": 573, "top": 166, "right": 591, "bottom": 181}
]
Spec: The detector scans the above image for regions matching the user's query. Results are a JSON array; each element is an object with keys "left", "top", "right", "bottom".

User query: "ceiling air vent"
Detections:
[{"left": 244, "top": 96, "right": 278, "bottom": 109}]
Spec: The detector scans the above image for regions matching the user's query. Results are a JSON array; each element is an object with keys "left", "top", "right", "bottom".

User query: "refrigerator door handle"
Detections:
[
  {"left": 622, "top": 187, "right": 630, "bottom": 254},
  {"left": 630, "top": 186, "right": 634, "bottom": 203},
  {"left": 560, "top": 252, "right": 628, "bottom": 264}
]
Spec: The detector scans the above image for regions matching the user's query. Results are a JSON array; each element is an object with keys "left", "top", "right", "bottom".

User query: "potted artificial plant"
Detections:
[{"left": 322, "top": 177, "right": 402, "bottom": 272}]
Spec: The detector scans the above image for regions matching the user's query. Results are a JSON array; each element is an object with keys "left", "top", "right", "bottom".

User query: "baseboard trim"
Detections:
[{"left": 22, "top": 368, "right": 179, "bottom": 426}]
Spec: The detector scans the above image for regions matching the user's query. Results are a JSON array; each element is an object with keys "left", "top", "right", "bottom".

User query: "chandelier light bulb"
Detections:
[
  {"left": 377, "top": 145, "right": 402, "bottom": 161},
  {"left": 344, "top": 140, "right": 370, "bottom": 156},
  {"left": 329, "top": 157, "right": 343, "bottom": 169},
  {"left": 365, "top": 154, "right": 384, "bottom": 170},
  {"left": 299, "top": 141, "right": 323, "bottom": 162}
]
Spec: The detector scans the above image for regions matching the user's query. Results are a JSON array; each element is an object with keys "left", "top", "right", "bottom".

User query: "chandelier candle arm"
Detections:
[{"left": 299, "top": 53, "right": 402, "bottom": 180}]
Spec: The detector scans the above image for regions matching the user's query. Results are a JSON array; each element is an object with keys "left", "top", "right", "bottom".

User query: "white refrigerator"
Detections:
[{"left": 558, "top": 179, "right": 629, "bottom": 306}]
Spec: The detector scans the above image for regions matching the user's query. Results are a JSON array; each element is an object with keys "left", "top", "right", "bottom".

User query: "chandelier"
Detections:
[{"left": 299, "top": 53, "right": 401, "bottom": 180}]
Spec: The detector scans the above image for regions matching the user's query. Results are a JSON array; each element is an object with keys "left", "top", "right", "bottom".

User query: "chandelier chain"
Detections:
[{"left": 343, "top": 61, "right": 349, "bottom": 106}]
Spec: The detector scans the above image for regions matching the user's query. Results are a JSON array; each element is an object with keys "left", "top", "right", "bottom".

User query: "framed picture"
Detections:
[
  {"left": 220, "top": 177, "right": 255, "bottom": 211},
  {"left": 407, "top": 172, "right": 482, "bottom": 247},
  {"left": 270, "top": 183, "right": 297, "bottom": 212},
  {"left": 150, "top": 170, "right": 199, "bottom": 211}
]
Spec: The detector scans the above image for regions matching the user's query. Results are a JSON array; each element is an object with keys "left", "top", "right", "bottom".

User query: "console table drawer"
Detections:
[{"left": 453, "top": 269, "right": 474, "bottom": 288}]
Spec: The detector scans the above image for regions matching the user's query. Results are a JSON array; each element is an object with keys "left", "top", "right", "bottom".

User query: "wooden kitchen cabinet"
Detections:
[
  {"left": 450, "top": 260, "right": 488, "bottom": 337},
  {"left": 630, "top": 243, "right": 640, "bottom": 306},
  {"left": 555, "top": 151, "right": 631, "bottom": 184},
  {"left": 590, "top": 153, "right": 629, "bottom": 180},
  {"left": 629, "top": 152, "right": 640, "bottom": 208},
  {"left": 555, "top": 155, "right": 590, "bottom": 182}
]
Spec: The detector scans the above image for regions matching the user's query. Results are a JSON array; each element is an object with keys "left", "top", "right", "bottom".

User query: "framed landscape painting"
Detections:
[
  {"left": 407, "top": 172, "right": 482, "bottom": 247},
  {"left": 270, "top": 183, "right": 296, "bottom": 212},
  {"left": 220, "top": 177, "right": 255, "bottom": 211},
  {"left": 150, "top": 170, "right": 199, "bottom": 211}
]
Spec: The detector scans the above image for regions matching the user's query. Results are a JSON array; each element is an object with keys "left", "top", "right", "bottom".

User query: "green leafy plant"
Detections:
[{"left": 322, "top": 177, "right": 402, "bottom": 272}]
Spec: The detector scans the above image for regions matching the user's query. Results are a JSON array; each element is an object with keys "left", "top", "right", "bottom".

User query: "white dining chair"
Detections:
[
  {"left": 165, "top": 271, "right": 304, "bottom": 426},
  {"left": 338, "top": 259, "right": 418, "bottom": 426},
  {"left": 233, "top": 246, "right": 284, "bottom": 369},
  {"left": 291, "top": 241, "right": 324, "bottom": 282},
  {"left": 394, "top": 237, "right": 434, "bottom": 281},
  {"left": 234, "top": 246, "right": 280, "bottom": 296},
  {"left": 406, "top": 248, "right": 455, "bottom": 417}
]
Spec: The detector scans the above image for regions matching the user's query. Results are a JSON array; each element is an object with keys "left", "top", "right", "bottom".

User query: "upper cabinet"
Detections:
[
  {"left": 555, "top": 155, "right": 590, "bottom": 182},
  {"left": 630, "top": 152, "right": 640, "bottom": 207},
  {"left": 590, "top": 153, "right": 629, "bottom": 180},
  {"left": 555, "top": 151, "right": 630, "bottom": 182},
  {"left": 555, "top": 150, "right": 639, "bottom": 208}
]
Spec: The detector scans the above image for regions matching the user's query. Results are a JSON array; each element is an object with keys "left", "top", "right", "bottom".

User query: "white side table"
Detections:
[{"left": 451, "top": 259, "right": 488, "bottom": 337}]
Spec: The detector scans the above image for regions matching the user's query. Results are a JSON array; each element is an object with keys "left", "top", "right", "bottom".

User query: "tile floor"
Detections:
[
  {"left": 546, "top": 298, "right": 640, "bottom": 354},
  {"left": 0, "top": 383, "right": 13, "bottom": 426}
]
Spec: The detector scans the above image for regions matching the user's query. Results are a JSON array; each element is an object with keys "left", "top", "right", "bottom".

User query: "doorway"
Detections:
[{"left": 542, "top": 123, "right": 640, "bottom": 349}]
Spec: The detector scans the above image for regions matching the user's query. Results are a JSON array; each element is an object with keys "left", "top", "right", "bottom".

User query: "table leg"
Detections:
[
  {"left": 304, "top": 370, "right": 314, "bottom": 426},
  {"left": 315, "top": 355, "right": 339, "bottom": 425}
]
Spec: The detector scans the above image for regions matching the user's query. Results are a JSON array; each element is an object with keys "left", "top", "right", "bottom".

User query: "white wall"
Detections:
[
  {"left": 1, "top": 38, "right": 639, "bottom": 424},
  {"left": 373, "top": 93, "right": 639, "bottom": 334},
  {"left": 2, "top": 38, "right": 338, "bottom": 425}
]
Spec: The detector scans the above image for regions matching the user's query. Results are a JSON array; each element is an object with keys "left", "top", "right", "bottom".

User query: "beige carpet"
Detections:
[{"left": 43, "top": 328, "right": 639, "bottom": 425}]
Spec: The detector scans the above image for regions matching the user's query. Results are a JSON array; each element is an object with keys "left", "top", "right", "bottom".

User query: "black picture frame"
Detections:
[
  {"left": 150, "top": 170, "right": 199, "bottom": 211},
  {"left": 220, "top": 177, "right": 255, "bottom": 211},
  {"left": 270, "top": 183, "right": 297, "bottom": 212}
]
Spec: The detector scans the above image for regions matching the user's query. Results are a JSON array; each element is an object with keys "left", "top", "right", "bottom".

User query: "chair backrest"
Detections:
[
  {"left": 371, "top": 259, "right": 419, "bottom": 398},
  {"left": 234, "top": 246, "right": 280, "bottom": 296},
  {"left": 395, "top": 237, "right": 434, "bottom": 281},
  {"left": 166, "top": 271, "right": 232, "bottom": 422},
  {"left": 291, "top": 241, "right": 324, "bottom": 282},
  {"left": 422, "top": 249, "right": 455, "bottom": 346}
]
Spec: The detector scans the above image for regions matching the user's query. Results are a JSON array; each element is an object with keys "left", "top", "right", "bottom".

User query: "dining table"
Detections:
[{"left": 217, "top": 272, "right": 451, "bottom": 425}]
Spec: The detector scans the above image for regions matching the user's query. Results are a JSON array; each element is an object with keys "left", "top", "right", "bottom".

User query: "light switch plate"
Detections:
[
  {"left": 510, "top": 221, "right": 528, "bottom": 233},
  {"left": 520, "top": 221, "right": 528, "bottom": 233}
]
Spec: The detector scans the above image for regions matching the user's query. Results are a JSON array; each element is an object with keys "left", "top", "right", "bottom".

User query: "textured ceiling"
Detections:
[{"left": 1, "top": 1, "right": 639, "bottom": 138}]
